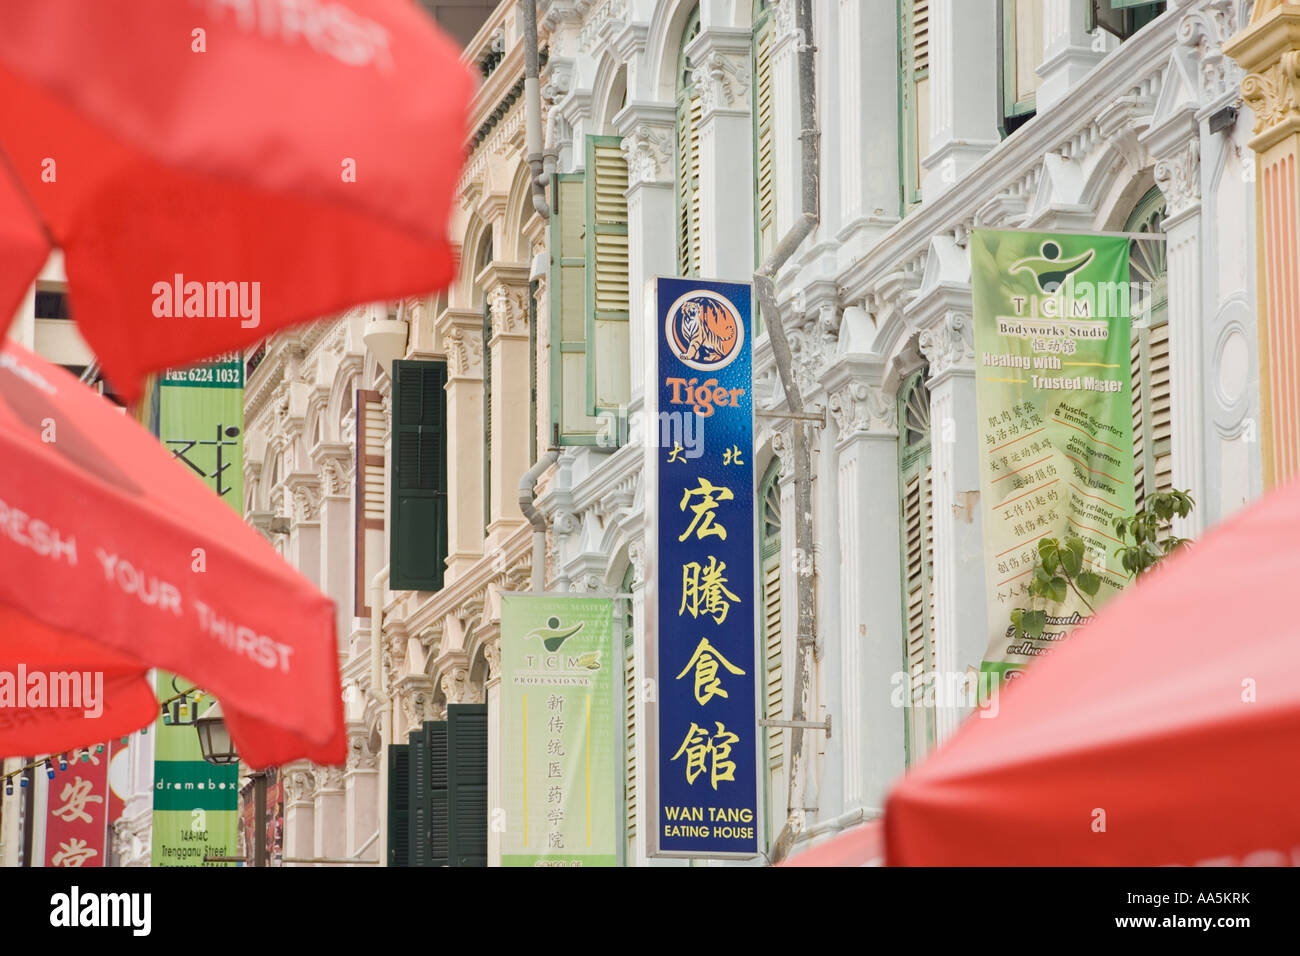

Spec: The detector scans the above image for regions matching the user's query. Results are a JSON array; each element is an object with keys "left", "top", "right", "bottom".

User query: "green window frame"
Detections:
[
  {"left": 999, "top": 0, "right": 1043, "bottom": 137},
  {"left": 586, "top": 134, "right": 631, "bottom": 421},
  {"left": 389, "top": 360, "right": 448, "bottom": 592},
  {"left": 898, "top": 0, "right": 930, "bottom": 214},
  {"left": 897, "top": 371, "right": 935, "bottom": 766},
  {"left": 549, "top": 171, "right": 602, "bottom": 445}
]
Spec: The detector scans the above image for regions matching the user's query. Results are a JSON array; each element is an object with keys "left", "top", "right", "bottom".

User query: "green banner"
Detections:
[
  {"left": 151, "top": 353, "right": 244, "bottom": 865},
  {"left": 972, "top": 231, "right": 1137, "bottom": 682},
  {"left": 151, "top": 672, "right": 239, "bottom": 866},
  {"left": 500, "top": 595, "right": 616, "bottom": 867}
]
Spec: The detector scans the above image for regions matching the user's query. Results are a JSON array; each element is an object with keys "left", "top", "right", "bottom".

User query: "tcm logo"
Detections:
[
  {"left": 1009, "top": 240, "right": 1095, "bottom": 294},
  {"left": 665, "top": 290, "right": 744, "bottom": 372}
]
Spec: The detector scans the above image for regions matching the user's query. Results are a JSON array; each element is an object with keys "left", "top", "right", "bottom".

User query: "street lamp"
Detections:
[{"left": 195, "top": 701, "right": 267, "bottom": 867}]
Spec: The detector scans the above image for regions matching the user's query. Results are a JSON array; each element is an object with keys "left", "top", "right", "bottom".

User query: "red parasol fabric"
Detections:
[
  {"left": 885, "top": 479, "right": 1300, "bottom": 865},
  {"left": 779, "top": 819, "right": 886, "bottom": 867},
  {"left": 0, "top": 340, "right": 344, "bottom": 767},
  {"left": 0, "top": 0, "right": 473, "bottom": 401}
]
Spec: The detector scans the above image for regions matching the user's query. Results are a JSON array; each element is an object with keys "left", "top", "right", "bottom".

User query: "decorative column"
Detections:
[
  {"left": 312, "top": 766, "right": 346, "bottom": 864},
  {"left": 1145, "top": 112, "right": 1206, "bottom": 536},
  {"left": 1037, "top": 0, "right": 1108, "bottom": 114},
  {"left": 1225, "top": 3, "right": 1300, "bottom": 488},
  {"left": 685, "top": 26, "right": 755, "bottom": 281},
  {"left": 281, "top": 764, "right": 316, "bottom": 867},
  {"left": 313, "top": 445, "right": 354, "bottom": 643},
  {"left": 614, "top": 100, "right": 676, "bottom": 405},
  {"left": 916, "top": 304, "right": 986, "bottom": 744},
  {"left": 481, "top": 262, "right": 533, "bottom": 543},
  {"left": 923, "top": 0, "right": 1001, "bottom": 201},
  {"left": 438, "top": 309, "right": 486, "bottom": 578},
  {"left": 344, "top": 724, "right": 380, "bottom": 863},
  {"left": 822, "top": 314, "right": 905, "bottom": 811}
]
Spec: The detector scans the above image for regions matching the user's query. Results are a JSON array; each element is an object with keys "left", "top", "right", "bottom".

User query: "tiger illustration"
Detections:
[{"left": 679, "top": 299, "right": 739, "bottom": 364}]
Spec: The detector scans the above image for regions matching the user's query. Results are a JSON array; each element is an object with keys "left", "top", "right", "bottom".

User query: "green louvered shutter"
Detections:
[
  {"left": 586, "top": 135, "right": 631, "bottom": 419},
  {"left": 428, "top": 720, "right": 450, "bottom": 867},
  {"left": 407, "top": 727, "right": 429, "bottom": 866},
  {"left": 448, "top": 704, "right": 488, "bottom": 867},
  {"left": 390, "top": 360, "right": 448, "bottom": 591},
  {"left": 550, "top": 172, "right": 601, "bottom": 445},
  {"left": 753, "top": 6, "right": 776, "bottom": 265},
  {"left": 620, "top": 563, "right": 637, "bottom": 857},
  {"left": 387, "top": 743, "right": 410, "bottom": 867}
]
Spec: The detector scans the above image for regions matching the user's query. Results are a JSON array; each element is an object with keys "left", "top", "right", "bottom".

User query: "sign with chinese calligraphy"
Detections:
[
  {"left": 240, "top": 766, "right": 283, "bottom": 866},
  {"left": 500, "top": 595, "right": 616, "bottom": 867},
  {"left": 159, "top": 351, "right": 244, "bottom": 506},
  {"left": 44, "top": 748, "right": 110, "bottom": 868},
  {"left": 971, "top": 230, "right": 1137, "bottom": 681},
  {"left": 649, "top": 277, "right": 758, "bottom": 858}
]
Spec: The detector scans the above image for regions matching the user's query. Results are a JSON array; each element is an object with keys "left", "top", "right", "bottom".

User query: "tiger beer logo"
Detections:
[{"left": 665, "top": 290, "right": 744, "bottom": 372}]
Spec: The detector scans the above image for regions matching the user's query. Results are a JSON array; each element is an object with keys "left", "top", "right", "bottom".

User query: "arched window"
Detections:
[
  {"left": 752, "top": 0, "right": 777, "bottom": 265},
  {"left": 897, "top": 370, "right": 935, "bottom": 765},
  {"left": 1127, "top": 187, "right": 1170, "bottom": 510},
  {"left": 758, "top": 457, "right": 783, "bottom": 843},
  {"left": 675, "top": 5, "right": 702, "bottom": 276}
]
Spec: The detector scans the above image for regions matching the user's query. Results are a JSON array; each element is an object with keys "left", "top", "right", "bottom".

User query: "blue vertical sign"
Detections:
[{"left": 651, "top": 277, "right": 758, "bottom": 858}]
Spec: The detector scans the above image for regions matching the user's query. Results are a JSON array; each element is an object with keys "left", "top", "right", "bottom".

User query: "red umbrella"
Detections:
[
  {"left": 779, "top": 819, "right": 885, "bottom": 867},
  {"left": 886, "top": 480, "right": 1300, "bottom": 865},
  {"left": 0, "top": 0, "right": 472, "bottom": 401},
  {"left": 0, "top": 340, "right": 344, "bottom": 767}
]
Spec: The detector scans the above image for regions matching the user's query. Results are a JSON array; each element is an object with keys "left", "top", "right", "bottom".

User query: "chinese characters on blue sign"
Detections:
[{"left": 654, "top": 277, "right": 758, "bottom": 857}]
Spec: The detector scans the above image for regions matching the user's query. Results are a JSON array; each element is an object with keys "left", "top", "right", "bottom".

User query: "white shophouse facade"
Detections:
[{"left": 239, "top": 0, "right": 1264, "bottom": 865}]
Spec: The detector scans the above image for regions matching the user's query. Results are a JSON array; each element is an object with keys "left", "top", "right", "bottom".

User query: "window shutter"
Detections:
[
  {"left": 428, "top": 721, "right": 450, "bottom": 867},
  {"left": 387, "top": 743, "right": 410, "bottom": 867},
  {"left": 586, "top": 135, "right": 631, "bottom": 419},
  {"left": 753, "top": 13, "right": 777, "bottom": 263},
  {"left": 389, "top": 360, "right": 448, "bottom": 592},
  {"left": 407, "top": 726, "right": 430, "bottom": 866},
  {"left": 898, "top": 373, "right": 935, "bottom": 765},
  {"left": 549, "top": 172, "right": 602, "bottom": 445},
  {"left": 1148, "top": 318, "right": 1172, "bottom": 495},
  {"left": 1127, "top": 188, "right": 1170, "bottom": 509},
  {"left": 758, "top": 461, "right": 784, "bottom": 837},
  {"left": 901, "top": 0, "right": 931, "bottom": 210},
  {"left": 354, "top": 389, "right": 385, "bottom": 616},
  {"left": 621, "top": 565, "right": 637, "bottom": 853},
  {"left": 1001, "top": 0, "right": 1044, "bottom": 128},
  {"left": 447, "top": 704, "right": 488, "bottom": 867},
  {"left": 1130, "top": 328, "right": 1146, "bottom": 511}
]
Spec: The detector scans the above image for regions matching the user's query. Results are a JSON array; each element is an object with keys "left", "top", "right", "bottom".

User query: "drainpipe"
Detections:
[
  {"left": 370, "top": 565, "right": 391, "bottom": 863},
  {"left": 522, "top": 0, "right": 550, "bottom": 220},
  {"left": 753, "top": 0, "right": 819, "bottom": 865},
  {"left": 519, "top": 449, "right": 559, "bottom": 592}
]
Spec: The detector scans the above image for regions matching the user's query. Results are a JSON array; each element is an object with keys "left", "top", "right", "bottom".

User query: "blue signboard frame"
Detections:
[{"left": 646, "top": 276, "right": 759, "bottom": 859}]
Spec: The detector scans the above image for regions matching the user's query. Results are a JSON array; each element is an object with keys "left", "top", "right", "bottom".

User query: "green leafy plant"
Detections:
[{"left": 1010, "top": 490, "right": 1195, "bottom": 638}]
